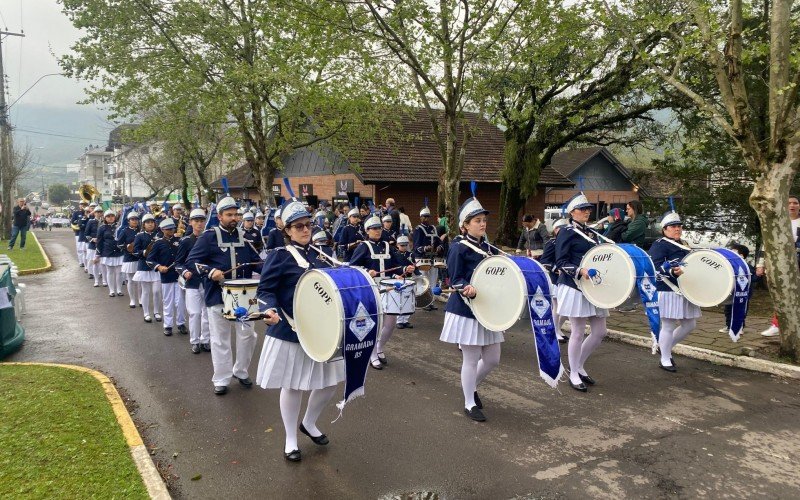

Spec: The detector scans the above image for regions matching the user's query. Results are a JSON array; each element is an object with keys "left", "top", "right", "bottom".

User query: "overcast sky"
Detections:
[{"left": 1, "top": 0, "right": 112, "bottom": 166}]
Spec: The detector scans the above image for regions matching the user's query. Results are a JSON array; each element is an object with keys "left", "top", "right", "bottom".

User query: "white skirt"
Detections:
[
  {"left": 122, "top": 261, "right": 138, "bottom": 274},
  {"left": 101, "top": 256, "right": 124, "bottom": 266},
  {"left": 256, "top": 336, "right": 345, "bottom": 391},
  {"left": 659, "top": 291, "right": 702, "bottom": 320},
  {"left": 78, "top": 241, "right": 87, "bottom": 251},
  {"left": 556, "top": 285, "right": 609, "bottom": 318},
  {"left": 133, "top": 270, "right": 160, "bottom": 282},
  {"left": 439, "top": 312, "right": 504, "bottom": 346}
]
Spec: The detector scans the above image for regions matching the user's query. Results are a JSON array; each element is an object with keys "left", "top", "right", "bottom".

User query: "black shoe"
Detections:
[
  {"left": 93, "top": 283, "right": 99, "bottom": 288},
  {"left": 377, "top": 352, "right": 387, "bottom": 365},
  {"left": 163, "top": 327, "right": 173, "bottom": 336},
  {"left": 235, "top": 375, "right": 253, "bottom": 387},
  {"left": 464, "top": 406, "right": 486, "bottom": 422},
  {"left": 423, "top": 305, "right": 435, "bottom": 311},
  {"left": 117, "top": 291, "right": 124, "bottom": 297},
  {"left": 299, "top": 423, "right": 329, "bottom": 445},
  {"left": 155, "top": 314, "right": 162, "bottom": 322},
  {"left": 370, "top": 359, "right": 383, "bottom": 370},
  {"left": 109, "top": 292, "right": 116, "bottom": 297},
  {"left": 201, "top": 343, "right": 211, "bottom": 352},
  {"left": 474, "top": 391, "right": 483, "bottom": 409},
  {"left": 214, "top": 385, "right": 228, "bottom": 395},
  {"left": 88, "top": 274, "right": 94, "bottom": 279},
  {"left": 129, "top": 304, "right": 136, "bottom": 309},
  {"left": 396, "top": 323, "right": 406, "bottom": 329},
  {"left": 404, "top": 323, "right": 414, "bottom": 329},
  {"left": 80, "top": 263, "right": 85, "bottom": 267},
  {"left": 191, "top": 344, "right": 202, "bottom": 354},
  {"left": 671, "top": 357, "right": 676, "bottom": 367},
  {"left": 557, "top": 336, "right": 568, "bottom": 344},
  {"left": 177, "top": 324, "right": 188, "bottom": 335},
  {"left": 659, "top": 362, "right": 677, "bottom": 373},
  {"left": 569, "top": 380, "right": 588, "bottom": 392},
  {"left": 284, "top": 449, "right": 301, "bottom": 462},
  {"left": 578, "top": 373, "right": 596, "bottom": 386},
  {"left": 144, "top": 316, "right": 152, "bottom": 323}
]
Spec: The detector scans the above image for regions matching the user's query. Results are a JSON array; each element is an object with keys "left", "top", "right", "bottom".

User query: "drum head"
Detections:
[
  {"left": 678, "top": 249, "right": 735, "bottom": 307},
  {"left": 413, "top": 275, "right": 430, "bottom": 297},
  {"left": 471, "top": 255, "right": 527, "bottom": 331},
  {"left": 293, "top": 270, "right": 345, "bottom": 362},
  {"left": 223, "top": 278, "right": 260, "bottom": 288},
  {"left": 578, "top": 244, "right": 637, "bottom": 309}
]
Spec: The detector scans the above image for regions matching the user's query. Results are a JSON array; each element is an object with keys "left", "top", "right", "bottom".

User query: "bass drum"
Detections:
[
  {"left": 678, "top": 248, "right": 748, "bottom": 308},
  {"left": 577, "top": 243, "right": 656, "bottom": 309}
]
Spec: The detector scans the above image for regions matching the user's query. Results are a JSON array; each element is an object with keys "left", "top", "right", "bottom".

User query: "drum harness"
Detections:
[
  {"left": 654, "top": 237, "right": 693, "bottom": 296},
  {"left": 567, "top": 223, "right": 614, "bottom": 288},
  {"left": 364, "top": 240, "right": 391, "bottom": 278},
  {"left": 457, "top": 238, "right": 491, "bottom": 308}
]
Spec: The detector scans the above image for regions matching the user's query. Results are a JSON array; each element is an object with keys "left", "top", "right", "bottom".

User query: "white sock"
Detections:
[
  {"left": 476, "top": 342, "right": 501, "bottom": 385},
  {"left": 567, "top": 317, "right": 587, "bottom": 384},
  {"left": 460, "top": 345, "right": 481, "bottom": 409},
  {"left": 301, "top": 385, "right": 337, "bottom": 436},
  {"left": 577, "top": 316, "right": 607, "bottom": 376},
  {"left": 374, "top": 315, "right": 397, "bottom": 360},
  {"left": 659, "top": 318, "right": 678, "bottom": 365},
  {"left": 141, "top": 283, "right": 152, "bottom": 317},
  {"left": 126, "top": 275, "right": 139, "bottom": 305},
  {"left": 672, "top": 319, "right": 696, "bottom": 348},
  {"left": 280, "top": 388, "right": 302, "bottom": 453}
]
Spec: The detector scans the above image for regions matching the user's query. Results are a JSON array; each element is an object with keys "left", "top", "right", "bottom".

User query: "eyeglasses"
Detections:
[{"left": 290, "top": 221, "right": 313, "bottom": 230}]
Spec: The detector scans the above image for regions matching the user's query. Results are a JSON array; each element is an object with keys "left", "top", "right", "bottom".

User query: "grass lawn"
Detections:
[
  {"left": 3, "top": 232, "right": 47, "bottom": 271},
  {"left": 0, "top": 365, "right": 148, "bottom": 499}
]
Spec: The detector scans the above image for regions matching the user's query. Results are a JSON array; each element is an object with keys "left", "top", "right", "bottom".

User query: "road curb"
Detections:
[
  {"left": 18, "top": 232, "right": 53, "bottom": 275},
  {"left": 606, "top": 328, "right": 800, "bottom": 380},
  {"left": 4, "top": 362, "right": 171, "bottom": 499}
]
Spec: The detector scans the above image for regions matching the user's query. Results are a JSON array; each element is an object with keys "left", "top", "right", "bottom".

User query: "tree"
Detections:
[
  {"left": 473, "top": 0, "right": 672, "bottom": 244},
  {"left": 0, "top": 144, "right": 33, "bottom": 238},
  {"left": 48, "top": 184, "right": 72, "bottom": 205},
  {"left": 608, "top": 0, "right": 800, "bottom": 359}
]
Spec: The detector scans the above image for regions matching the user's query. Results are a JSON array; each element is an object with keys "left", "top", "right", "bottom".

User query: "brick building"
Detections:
[{"left": 212, "top": 109, "right": 573, "bottom": 238}]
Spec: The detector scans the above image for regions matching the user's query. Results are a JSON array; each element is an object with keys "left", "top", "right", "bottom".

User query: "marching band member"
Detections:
[
  {"left": 350, "top": 215, "right": 415, "bottom": 370},
  {"left": 648, "top": 211, "right": 699, "bottom": 372},
  {"left": 265, "top": 209, "right": 285, "bottom": 251},
  {"left": 256, "top": 200, "right": 344, "bottom": 463},
  {"left": 413, "top": 203, "right": 442, "bottom": 311},
  {"left": 241, "top": 211, "right": 261, "bottom": 246},
  {"left": 337, "top": 207, "right": 364, "bottom": 261},
  {"left": 133, "top": 214, "right": 163, "bottom": 323},
  {"left": 176, "top": 209, "right": 211, "bottom": 353},
  {"left": 555, "top": 193, "right": 609, "bottom": 392},
  {"left": 311, "top": 229, "right": 333, "bottom": 257},
  {"left": 71, "top": 200, "right": 89, "bottom": 267},
  {"left": 395, "top": 235, "right": 415, "bottom": 329},
  {"left": 381, "top": 214, "right": 397, "bottom": 246},
  {"left": 439, "top": 194, "right": 502, "bottom": 422},
  {"left": 540, "top": 218, "right": 570, "bottom": 343},
  {"left": 96, "top": 210, "right": 124, "bottom": 298},
  {"left": 254, "top": 211, "right": 265, "bottom": 234},
  {"left": 185, "top": 197, "right": 262, "bottom": 395},
  {"left": 85, "top": 206, "right": 103, "bottom": 286},
  {"left": 147, "top": 219, "right": 186, "bottom": 336},
  {"left": 235, "top": 207, "right": 244, "bottom": 225},
  {"left": 118, "top": 211, "right": 141, "bottom": 308}
]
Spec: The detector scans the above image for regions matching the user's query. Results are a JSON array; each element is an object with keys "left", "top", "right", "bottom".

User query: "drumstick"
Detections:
[
  {"left": 432, "top": 284, "right": 471, "bottom": 296},
  {"left": 311, "top": 245, "right": 345, "bottom": 267},
  {"left": 223, "top": 262, "right": 263, "bottom": 275},
  {"left": 256, "top": 298, "right": 283, "bottom": 322}
]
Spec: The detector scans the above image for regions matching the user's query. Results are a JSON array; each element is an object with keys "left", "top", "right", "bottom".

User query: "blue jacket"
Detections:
[
  {"left": 539, "top": 237, "right": 559, "bottom": 284},
  {"left": 77, "top": 215, "right": 90, "bottom": 243},
  {"left": 413, "top": 223, "right": 441, "bottom": 258},
  {"left": 648, "top": 237, "right": 691, "bottom": 293},
  {"left": 133, "top": 231, "right": 158, "bottom": 272},
  {"left": 337, "top": 223, "right": 365, "bottom": 261},
  {"left": 241, "top": 226, "right": 262, "bottom": 251},
  {"left": 96, "top": 223, "right": 122, "bottom": 258},
  {"left": 175, "top": 233, "right": 201, "bottom": 289},
  {"left": 117, "top": 226, "right": 139, "bottom": 263},
  {"left": 257, "top": 244, "right": 330, "bottom": 343},
  {"left": 349, "top": 239, "right": 405, "bottom": 276},
  {"left": 380, "top": 228, "right": 397, "bottom": 246},
  {"left": 555, "top": 221, "right": 603, "bottom": 290},
  {"left": 445, "top": 235, "right": 498, "bottom": 318},
  {"left": 265, "top": 227, "right": 284, "bottom": 251},
  {"left": 185, "top": 226, "right": 263, "bottom": 307},
  {"left": 84, "top": 218, "right": 100, "bottom": 249},
  {"left": 146, "top": 236, "right": 181, "bottom": 283},
  {"left": 71, "top": 209, "right": 84, "bottom": 235}
]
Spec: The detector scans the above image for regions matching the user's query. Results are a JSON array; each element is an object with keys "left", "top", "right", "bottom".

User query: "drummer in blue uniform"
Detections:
[
  {"left": 395, "top": 235, "right": 416, "bottom": 330},
  {"left": 413, "top": 203, "right": 442, "bottom": 311},
  {"left": 255, "top": 199, "right": 345, "bottom": 463},
  {"left": 265, "top": 208, "right": 285, "bottom": 251},
  {"left": 96, "top": 209, "right": 124, "bottom": 297},
  {"left": 539, "top": 218, "right": 570, "bottom": 343},
  {"left": 71, "top": 200, "right": 89, "bottom": 266},
  {"left": 439, "top": 193, "right": 502, "bottom": 422},
  {"left": 555, "top": 193, "right": 610, "bottom": 392},
  {"left": 147, "top": 219, "right": 186, "bottom": 336},
  {"left": 337, "top": 207, "right": 364, "bottom": 261},
  {"left": 85, "top": 205, "right": 104, "bottom": 286},
  {"left": 254, "top": 211, "right": 265, "bottom": 234},
  {"left": 185, "top": 196, "right": 263, "bottom": 395},
  {"left": 118, "top": 211, "right": 141, "bottom": 308},
  {"left": 648, "top": 210, "right": 699, "bottom": 372},
  {"left": 132, "top": 213, "right": 163, "bottom": 323},
  {"left": 350, "top": 215, "right": 415, "bottom": 370},
  {"left": 176, "top": 208, "right": 211, "bottom": 353},
  {"left": 311, "top": 229, "right": 333, "bottom": 258},
  {"left": 381, "top": 214, "right": 397, "bottom": 246},
  {"left": 241, "top": 211, "right": 262, "bottom": 248}
]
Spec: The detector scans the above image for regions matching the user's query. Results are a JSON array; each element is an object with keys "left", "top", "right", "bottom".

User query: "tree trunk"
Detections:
[
  {"left": 749, "top": 154, "right": 800, "bottom": 360},
  {"left": 437, "top": 110, "right": 462, "bottom": 234},
  {"left": 257, "top": 160, "right": 277, "bottom": 207},
  {"left": 496, "top": 182, "right": 525, "bottom": 245},
  {"left": 496, "top": 138, "right": 543, "bottom": 245},
  {"left": 179, "top": 160, "right": 191, "bottom": 210}
]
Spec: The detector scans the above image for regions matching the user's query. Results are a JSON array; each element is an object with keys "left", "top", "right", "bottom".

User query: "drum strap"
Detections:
[
  {"left": 213, "top": 226, "right": 245, "bottom": 271},
  {"left": 662, "top": 237, "right": 693, "bottom": 252},
  {"left": 569, "top": 223, "right": 606, "bottom": 246},
  {"left": 285, "top": 245, "right": 310, "bottom": 269},
  {"left": 460, "top": 240, "right": 490, "bottom": 257},
  {"left": 365, "top": 241, "right": 390, "bottom": 275}
]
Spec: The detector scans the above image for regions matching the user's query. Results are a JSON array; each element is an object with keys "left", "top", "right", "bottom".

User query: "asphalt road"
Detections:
[{"left": 8, "top": 229, "right": 800, "bottom": 499}]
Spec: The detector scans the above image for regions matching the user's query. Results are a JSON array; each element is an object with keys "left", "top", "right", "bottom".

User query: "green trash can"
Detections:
[{"left": 0, "top": 265, "right": 24, "bottom": 359}]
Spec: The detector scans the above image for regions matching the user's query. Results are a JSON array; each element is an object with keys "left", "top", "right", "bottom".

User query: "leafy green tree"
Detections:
[{"left": 48, "top": 184, "right": 72, "bottom": 205}]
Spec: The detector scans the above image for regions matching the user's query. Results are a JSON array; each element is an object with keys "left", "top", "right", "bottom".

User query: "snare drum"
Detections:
[
  {"left": 470, "top": 255, "right": 551, "bottom": 331},
  {"left": 178, "top": 274, "right": 187, "bottom": 289},
  {"left": 678, "top": 248, "right": 749, "bottom": 307},
  {"left": 416, "top": 259, "right": 432, "bottom": 271},
  {"left": 379, "top": 278, "right": 416, "bottom": 315},
  {"left": 433, "top": 258, "right": 447, "bottom": 269},
  {"left": 577, "top": 244, "right": 657, "bottom": 309},
  {"left": 413, "top": 275, "right": 434, "bottom": 309},
  {"left": 293, "top": 267, "right": 381, "bottom": 362},
  {"left": 221, "top": 279, "right": 260, "bottom": 320}
]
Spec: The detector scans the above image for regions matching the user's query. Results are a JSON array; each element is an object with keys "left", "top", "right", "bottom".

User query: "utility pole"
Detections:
[{"left": 0, "top": 30, "right": 26, "bottom": 239}]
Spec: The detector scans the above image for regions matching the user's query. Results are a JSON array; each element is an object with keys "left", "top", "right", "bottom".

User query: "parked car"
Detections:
[{"left": 49, "top": 216, "right": 72, "bottom": 228}]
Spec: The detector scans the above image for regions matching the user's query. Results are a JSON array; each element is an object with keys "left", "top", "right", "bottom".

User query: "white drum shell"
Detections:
[
  {"left": 577, "top": 244, "right": 638, "bottom": 309},
  {"left": 380, "top": 279, "right": 416, "bottom": 315},
  {"left": 678, "top": 249, "right": 737, "bottom": 308},
  {"left": 221, "top": 279, "right": 260, "bottom": 318}
]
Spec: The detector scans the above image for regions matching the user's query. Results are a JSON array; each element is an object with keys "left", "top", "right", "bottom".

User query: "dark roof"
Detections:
[
  {"left": 548, "top": 146, "right": 634, "bottom": 181},
  {"left": 212, "top": 162, "right": 254, "bottom": 190}
]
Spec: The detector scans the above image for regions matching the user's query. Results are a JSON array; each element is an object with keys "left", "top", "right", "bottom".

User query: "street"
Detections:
[{"left": 8, "top": 230, "right": 800, "bottom": 499}]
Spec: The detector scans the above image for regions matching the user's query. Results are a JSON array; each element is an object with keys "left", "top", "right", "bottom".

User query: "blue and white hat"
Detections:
[
  {"left": 242, "top": 211, "right": 254, "bottom": 221},
  {"left": 274, "top": 208, "right": 282, "bottom": 220},
  {"left": 661, "top": 211, "right": 682, "bottom": 228},
  {"left": 553, "top": 218, "right": 569, "bottom": 231},
  {"left": 142, "top": 213, "right": 155, "bottom": 223},
  {"left": 189, "top": 208, "right": 206, "bottom": 220},
  {"left": 397, "top": 235, "right": 410, "bottom": 245},
  {"left": 126, "top": 211, "right": 140, "bottom": 220},
  {"left": 564, "top": 193, "right": 594, "bottom": 214},
  {"left": 382, "top": 214, "right": 392, "bottom": 223},
  {"left": 216, "top": 196, "right": 238, "bottom": 213},
  {"left": 312, "top": 230, "right": 328, "bottom": 243},
  {"left": 347, "top": 207, "right": 360, "bottom": 218},
  {"left": 93, "top": 205, "right": 104, "bottom": 213},
  {"left": 364, "top": 215, "right": 382, "bottom": 230},
  {"left": 458, "top": 197, "right": 489, "bottom": 227},
  {"left": 172, "top": 203, "right": 184, "bottom": 211},
  {"left": 103, "top": 209, "right": 115, "bottom": 218},
  {"left": 282, "top": 200, "right": 311, "bottom": 225},
  {"left": 255, "top": 211, "right": 264, "bottom": 218},
  {"left": 419, "top": 206, "right": 431, "bottom": 217},
  {"left": 159, "top": 218, "right": 176, "bottom": 230}
]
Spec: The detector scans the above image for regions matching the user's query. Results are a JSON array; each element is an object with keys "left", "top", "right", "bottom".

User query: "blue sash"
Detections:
[
  {"left": 618, "top": 244, "right": 661, "bottom": 343},
  {"left": 715, "top": 248, "right": 751, "bottom": 341}
]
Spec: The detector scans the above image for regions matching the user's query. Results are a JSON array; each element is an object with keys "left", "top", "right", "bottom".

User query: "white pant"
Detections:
[
  {"left": 161, "top": 282, "right": 186, "bottom": 328},
  {"left": 75, "top": 236, "right": 81, "bottom": 261},
  {"left": 207, "top": 304, "right": 257, "bottom": 386},
  {"left": 126, "top": 274, "right": 140, "bottom": 306},
  {"left": 185, "top": 287, "right": 210, "bottom": 344},
  {"left": 106, "top": 265, "right": 122, "bottom": 294},
  {"left": 398, "top": 314, "right": 410, "bottom": 324}
]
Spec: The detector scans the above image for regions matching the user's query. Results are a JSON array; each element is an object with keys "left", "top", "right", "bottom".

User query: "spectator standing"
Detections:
[
  {"left": 621, "top": 200, "right": 647, "bottom": 246},
  {"left": 398, "top": 207, "right": 412, "bottom": 236},
  {"left": 516, "top": 214, "right": 549, "bottom": 256},
  {"left": 9, "top": 198, "right": 32, "bottom": 250},
  {"left": 761, "top": 194, "right": 800, "bottom": 337},
  {"left": 603, "top": 208, "right": 628, "bottom": 243}
]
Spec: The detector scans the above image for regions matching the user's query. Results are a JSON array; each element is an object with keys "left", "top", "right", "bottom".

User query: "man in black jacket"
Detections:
[{"left": 9, "top": 198, "right": 32, "bottom": 250}]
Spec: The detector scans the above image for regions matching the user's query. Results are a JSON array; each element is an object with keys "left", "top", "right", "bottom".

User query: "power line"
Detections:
[{"left": 14, "top": 127, "right": 110, "bottom": 142}]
